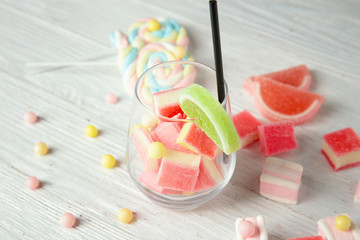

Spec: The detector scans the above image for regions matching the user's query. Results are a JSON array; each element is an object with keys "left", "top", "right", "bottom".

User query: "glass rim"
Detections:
[{"left": 134, "top": 60, "right": 229, "bottom": 122}]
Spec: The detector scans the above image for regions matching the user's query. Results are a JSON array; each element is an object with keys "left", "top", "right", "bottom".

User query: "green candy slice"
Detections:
[{"left": 178, "top": 84, "right": 241, "bottom": 155}]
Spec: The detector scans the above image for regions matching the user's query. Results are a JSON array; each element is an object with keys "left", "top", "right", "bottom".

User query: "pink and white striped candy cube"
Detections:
[
  {"left": 260, "top": 157, "right": 303, "bottom": 204},
  {"left": 157, "top": 149, "right": 201, "bottom": 192},
  {"left": 321, "top": 127, "right": 360, "bottom": 171},
  {"left": 193, "top": 157, "right": 224, "bottom": 192},
  {"left": 131, "top": 126, "right": 160, "bottom": 172}
]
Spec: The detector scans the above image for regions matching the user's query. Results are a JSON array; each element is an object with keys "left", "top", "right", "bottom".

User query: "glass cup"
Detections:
[{"left": 126, "top": 61, "right": 236, "bottom": 211}]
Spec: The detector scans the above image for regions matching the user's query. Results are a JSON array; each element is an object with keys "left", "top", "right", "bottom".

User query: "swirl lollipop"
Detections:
[{"left": 109, "top": 18, "right": 193, "bottom": 95}]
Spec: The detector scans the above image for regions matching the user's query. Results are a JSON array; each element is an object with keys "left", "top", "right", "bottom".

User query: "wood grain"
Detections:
[{"left": 0, "top": 0, "right": 359, "bottom": 239}]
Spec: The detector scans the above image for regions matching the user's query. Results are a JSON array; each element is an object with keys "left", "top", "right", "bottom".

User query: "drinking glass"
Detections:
[{"left": 126, "top": 61, "right": 236, "bottom": 211}]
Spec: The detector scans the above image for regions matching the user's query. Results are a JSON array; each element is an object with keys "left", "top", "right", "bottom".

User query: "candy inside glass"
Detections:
[{"left": 126, "top": 61, "right": 236, "bottom": 211}]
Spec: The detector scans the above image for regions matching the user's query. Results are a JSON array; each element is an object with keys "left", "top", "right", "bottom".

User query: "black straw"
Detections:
[{"left": 209, "top": 0, "right": 225, "bottom": 103}]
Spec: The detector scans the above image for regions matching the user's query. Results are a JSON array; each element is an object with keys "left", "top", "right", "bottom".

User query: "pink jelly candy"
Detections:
[
  {"left": 258, "top": 121, "right": 297, "bottom": 156},
  {"left": 233, "top": 110, "right": 262, "bottom": 148},
  {"left": 321, "top": 127, "right": 360, "bottom": 171}
]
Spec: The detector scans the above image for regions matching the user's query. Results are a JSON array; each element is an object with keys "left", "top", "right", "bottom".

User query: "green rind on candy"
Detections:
[{"left": 178, "top": 84, "right": 241, "bottom": 155}]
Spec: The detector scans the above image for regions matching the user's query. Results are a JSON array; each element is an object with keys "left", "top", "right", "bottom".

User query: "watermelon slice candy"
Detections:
[
  {"left": 251, "top": 76, "right": 325, "bottom": 125},
  {"left": 244, "top": 64, "right": 311, "bottom": 94}
]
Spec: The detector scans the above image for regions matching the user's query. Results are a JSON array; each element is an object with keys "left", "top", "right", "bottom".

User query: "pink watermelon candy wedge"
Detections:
[
  {"left": 252, "top": 76, "right": 325, "bottom": 125},
  {"left": 232, "top": 110, "right": 263, "bottom": 148},
  {"left": 153, "top": 87, "right": 184, "bottom": 118},
  {"left": 244, "top": 64, "right": 311, "bottom": 95},
  {"left": 193, "top": 157, "right": 224, "bottom": 192},
  {"left": 176, "top": 122, "right": 219, "bottom": 159}
]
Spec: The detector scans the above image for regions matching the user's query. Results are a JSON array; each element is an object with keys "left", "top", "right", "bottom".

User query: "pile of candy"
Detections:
[
  {"left": 235, "top": 214, "right": 360, "bottom": 240},
  {"left": 23, "top": 93, "right": 135, "bottom": 227},
  {"left": 132, "top": 84, "right": 240, "bottom": 194},
  {"left": 21, "top": 16, "right": 360, "bottom": 236},
  {"left": 233, "top": 65, "right": 360, "bottom": 205}
]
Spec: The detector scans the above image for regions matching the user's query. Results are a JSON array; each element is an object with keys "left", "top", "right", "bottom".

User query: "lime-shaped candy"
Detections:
[{"left": 178, "top": 84, "right": 241, "bottom": 155}]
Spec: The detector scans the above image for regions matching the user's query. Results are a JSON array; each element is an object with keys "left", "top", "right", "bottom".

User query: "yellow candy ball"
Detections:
[
  {"left": 147, "top": 19, "right": 161, "bottom": 32},
  {"left": 34, "top": 142, "right": 48, "bottom": 155},
  {"left": 335, "top": 215, "right": 351, "bottom": 231},
  {"left": 118, "top": 208, "right": 134, "bottom": 224},
  {"left": 148, "top": 142, "right": 166, "bottom": 159},
  {"left": 173, "top": 46, "right": 187, "bottom": 59},
  {"left": 101, "top": 154, "right": 116, "bottom": 168},
  {"left": 85, "top": 125, "right": 98, "bottom": 138}
]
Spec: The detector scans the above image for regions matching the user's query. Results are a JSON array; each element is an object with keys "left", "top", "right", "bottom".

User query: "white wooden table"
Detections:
[{"left": 1, "top": 0, "right": 359, "bottom": 239}]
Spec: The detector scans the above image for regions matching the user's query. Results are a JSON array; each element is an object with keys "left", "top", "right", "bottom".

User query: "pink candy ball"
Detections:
[
  {"left": 238, "top": 220, "right": 256, "bottom": 237},
  {"left": 105, "top": 92, "right": 118, "bottom": 104},
  {"left": 60, "top": 212, "right": 76, "bottom": 228},
  {"left": 26, "top": 176, "right": 40, "bottom": 190},
  {"left": 24, "top": 112, "right": 38, "bottom": 124}
]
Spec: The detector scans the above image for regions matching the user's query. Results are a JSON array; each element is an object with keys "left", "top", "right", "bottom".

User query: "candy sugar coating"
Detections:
[
  {"left": 85, "top": 125, "right": 98, "bottom": 138},
  {"left": 147, "top": 142, "right": 166, "bottom": 160},
  {"left": 151, "top": 121, "right": 187, "bottom": 152},
  {"left": 153, "top": 87, "right": 185, "bottom": 118},
  {"left": 178, "top": 84, "right": 241, "bottom": 155},
  {"left": 101, "top": 154, "right": 116, "bottom": 168},
  {"left": 118, "top": 208, "right": 134, "bottom": 224},
  {"left": 26, "top": 176, "right": 40, "bottom": 190},
  {"left": 232, "top": 110, "right": 263, "bottom": 148},
  {"left": 335, "top": 215, "right": 351, "bottom": 231},
  {"left": 60, "top": 212, "right": 76, "bottom": 228},
  {"left": 321, "top": 127, "right": 360, "bottom": 171},
  {"left": 157, "top": 149, "right": 201, "bottom": 192},
  {"left": 34, "top": 142, "right": 48, "bottom": 155},
  {"left": 258, "top": 121, "right": 297, "bottom": 156},
  {"left": 193, "top": 157, "right": 224, "bottom": 192},
  {"left": 105, "top": 92, "right": 118, "bottom": 104},
  {"left": 139, "top": 171, "right": 179, "bottom": 195},
  {"left": 24, "top": 112, "right": 38, "bottom": 124},
  {"left": 176, "top": 122, "right": 219, "bottom": 159}
]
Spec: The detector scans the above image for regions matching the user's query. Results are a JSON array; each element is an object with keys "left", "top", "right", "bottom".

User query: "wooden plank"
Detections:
[{"left": 0, "top": 0, "right": 359, "bottom": 239}]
